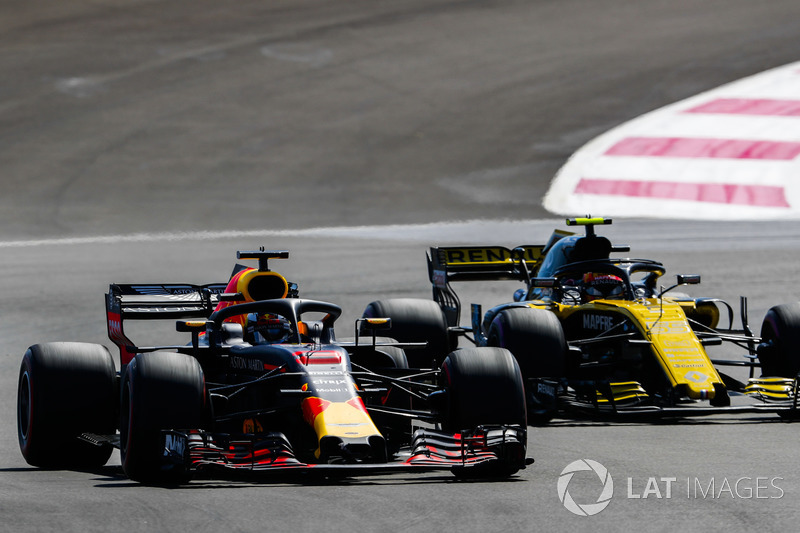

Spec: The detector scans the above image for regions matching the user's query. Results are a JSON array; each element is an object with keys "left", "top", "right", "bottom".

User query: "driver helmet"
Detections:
[
  {"left": 248, "top": 313, "right": 292, "bottom": 343},
  {"left": 583, "top": 273, "right": 625, "bottom": 301}
]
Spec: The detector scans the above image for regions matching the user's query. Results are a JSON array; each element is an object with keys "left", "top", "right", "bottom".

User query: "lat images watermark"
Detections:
[
  {"left": 558, "top": 460, "right": 785, "bottom": 517},
  {"left": 627, "top": 476, "right": 785, "bottom": 500}
]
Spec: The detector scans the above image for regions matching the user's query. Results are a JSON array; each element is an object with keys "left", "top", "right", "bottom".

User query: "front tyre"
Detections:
[
  {"left": 759, "top": 303, "right": 800, "bottom": 377},
  {"left": 120, "top": 352, "right": 205, "bottom": 484},
  {"left": 17, "top": 342, "right": 117, "bottom": 469},
  {"left": 487, "top": 307, "right": 568, "bottom": 379},
  {"left": 441, "top": 347, "right": 527, "bottom": 477}
]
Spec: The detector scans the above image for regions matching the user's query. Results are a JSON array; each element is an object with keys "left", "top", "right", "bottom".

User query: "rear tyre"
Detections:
[
  {"left": 346, "top": 336, "right": 409, "bottom": 371},
  {"left": 372, "top": 339, "right": 409, "bottom": 370},
  {"left": 441, "top": 347, "right": 527, "bottom": 477},
  {"left": 347, "top": 336, "right": 412, "bottom": 449},
  {"left": 759, "top": 303, "right": 800, "bottom": 377},
  {"left": 362, "top": 298, "right": 449, "bottom": 368},
  {"left": 488, "top": 307, "right": 568, "bottom": 379},
  {"left": 120, "top": 351, "right": 205, "bottom": 484},
  {"left": 17, "top": 342, "right": 117, "bottom": 469}
]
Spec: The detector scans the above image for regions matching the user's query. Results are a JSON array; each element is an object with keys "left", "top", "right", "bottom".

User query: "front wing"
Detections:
[
  {"left": 530, "top": 378, "right": 800, "bottom": 420},
  {"left": 162, "top": 426, "right": 529, "bottom": 475}
]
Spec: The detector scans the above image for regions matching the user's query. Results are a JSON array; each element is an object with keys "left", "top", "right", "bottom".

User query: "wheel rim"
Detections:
[{"left": 18, "top": 371, "right": 32, "bottom": 444}]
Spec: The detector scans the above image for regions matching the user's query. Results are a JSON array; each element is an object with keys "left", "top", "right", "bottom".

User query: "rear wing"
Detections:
[
  {"left": 106, "top": 283, "right": 227, "bottom": 366},
  {"left": 426, "top": 230, "right": 572, "bottom": 327},
  {"left": 427, "top": 245, "right": 545, "bottom": 284},
  {"left": 106, "top": 248, "right": 294, "bottom": 366}
]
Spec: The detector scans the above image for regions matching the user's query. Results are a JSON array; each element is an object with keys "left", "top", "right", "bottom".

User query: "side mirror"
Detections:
[
  {"left": 360, "top": 318, "right": 392, "bottom": 332},
  {"left": 176, "top": 320, "right": 209, "bottom": 333},
  {"left": 176, "top": 320, "right": 209, "bottom": 350},
  {"left": 658, "top": 274, "right": 702, "bottom": 298},
  {"left": 355, "top": 318, "right": 392, "bottom": 348}
]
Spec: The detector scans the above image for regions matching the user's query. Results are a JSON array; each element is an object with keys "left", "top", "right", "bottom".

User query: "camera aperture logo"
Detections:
[{"left": 557, "top": 459, "right": 614, "bottom": 516}]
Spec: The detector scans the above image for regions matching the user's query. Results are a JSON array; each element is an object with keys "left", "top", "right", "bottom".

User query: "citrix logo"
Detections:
[{"left": 557, "top": 459, "right": 614, "bottom": 516}]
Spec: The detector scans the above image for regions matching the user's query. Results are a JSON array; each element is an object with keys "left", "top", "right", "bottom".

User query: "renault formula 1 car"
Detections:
[
  {"left": 17, "top": 250, "right": 529, "bottom": 483},
  {"left": 361, "top": 218, "right": 800, "bottom": 422}
]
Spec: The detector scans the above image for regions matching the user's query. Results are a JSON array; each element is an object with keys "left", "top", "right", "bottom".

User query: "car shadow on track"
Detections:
[
  {"left": 537, "top": 415, "right": 793, "bottom": 428},
  {"left": 78, "top": 465, "right": 529, "bottom": 489},
  {"left": 3, "top": 457, "right": 531, "bottom": 488}
]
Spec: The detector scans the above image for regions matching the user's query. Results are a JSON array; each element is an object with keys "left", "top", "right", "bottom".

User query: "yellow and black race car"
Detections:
[{"left": 362, "top": 218, "right": 800, "bottom": 422}]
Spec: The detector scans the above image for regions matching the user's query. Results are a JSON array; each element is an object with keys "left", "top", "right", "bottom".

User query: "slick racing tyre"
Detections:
[
  {"left": 346, "top": 335, "right": 412, "bottom": 445},
  {"left": 362, "top": 298, "right": 449, "bottom": 368},
  {"left": 120, "top": 351, "right": 205, "bottom": 484},
  {"left": 487, "top": 307, "right": 568, "bottom": 379},
  {"left": 441, "top": 347, "right": 526, "bottom": 431},
  {"left": 441, "top": 347, "right": 527, "bottom": 477},
  {"left": 17, "top": 342, "right": 117, "bottom": 469},
  {"left": 345, "top": 336, "right": 409, "bottom": 370},
  {"left": 373, "top": 340, "right": 409, "bottom": 370},
  {"left": 759, "top": 303, "right": 800, "bottom": 378}
]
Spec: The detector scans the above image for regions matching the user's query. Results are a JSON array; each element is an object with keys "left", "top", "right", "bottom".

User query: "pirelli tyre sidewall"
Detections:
[
  {"left": 120, "top": 351, "right": 205, "bottom": 484},
  {"left": 759, "top": 303, "right": 800, "bottom": 378},
  {"left": 487, "top": 307, "right": 568, "bottom": 379},
  {"left": 362, "top": 298, "right": 450, "bottom": 368},
  {"left": 17, "top": 342, "right": 117, "bottom": 469}
]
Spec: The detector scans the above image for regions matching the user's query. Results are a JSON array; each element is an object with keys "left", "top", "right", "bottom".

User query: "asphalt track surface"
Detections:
[{"left": 3, "top": 1, "right": 800, "bottom": 531}]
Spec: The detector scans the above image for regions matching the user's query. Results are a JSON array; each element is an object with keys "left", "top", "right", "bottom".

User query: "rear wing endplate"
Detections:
[
  {"left": 426, "top": 230, "right": 572, "bottom": 327},
  {"left": 106, "top": 283, "right": 227, "bottom": 365}
]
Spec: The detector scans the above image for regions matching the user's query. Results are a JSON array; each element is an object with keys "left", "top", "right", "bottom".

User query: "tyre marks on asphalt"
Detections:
[{"left": 544, "top": 61, "right": 800, "bottom": 219}]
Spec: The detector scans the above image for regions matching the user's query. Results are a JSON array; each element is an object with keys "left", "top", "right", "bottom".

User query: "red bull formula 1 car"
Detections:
[
  {"left": 17, "top": 250, "right": 529, "bottom": 483},
  {"left": 361, "top": 218, "right": 800, "bottom": 422}
]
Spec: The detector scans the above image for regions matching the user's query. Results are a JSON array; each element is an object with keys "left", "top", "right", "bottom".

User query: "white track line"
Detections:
[{"left": 0, "top": 219, "right": 563, "bottom": 248}]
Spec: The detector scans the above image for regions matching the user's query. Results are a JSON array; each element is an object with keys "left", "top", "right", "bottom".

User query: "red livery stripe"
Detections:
[
  {"left": 685, "top": 98, "right": 800, "bottom": 116},
  {"left": 605, "top": 137, "right": 800, "bottom": 160},
  {"left": 575, "top": 178, "right": 790, "bottom": 208},
  {"left": 346, "top": 396, "right": 369, "bottom": 414},
  {"left": 301, "top": 397, "right": 331, "bottom": 425},
  {"left": 294, "top": 350, "right": 342, "bottom": 365}
]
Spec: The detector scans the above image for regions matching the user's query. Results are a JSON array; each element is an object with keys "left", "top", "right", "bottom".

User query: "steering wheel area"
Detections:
[
  {"left": 552, "top": 259, "right": 666, "bottom": 304},
  {"left": 209, "top": 299, "right": 342, "bottom": 344}
]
